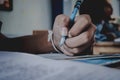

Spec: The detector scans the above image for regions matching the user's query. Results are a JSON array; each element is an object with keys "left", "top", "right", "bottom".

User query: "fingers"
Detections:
[
  {"left": 53, "top": 14, "right": 96, "bottom": 55},
  {"left": 62, "top": 36, "right": 94, "bottom": 55},
  {"left": 66, "top": 23, "right": 96, "bottom": 48},
  {"left": 69, "top": 15, "right": 92, "bottom": 37},
  {"left": 60, "top": 46, "right": 73, "bottom": 56},
  {"left": 62, "top": 14, "right": 94, "bottom": 49}
]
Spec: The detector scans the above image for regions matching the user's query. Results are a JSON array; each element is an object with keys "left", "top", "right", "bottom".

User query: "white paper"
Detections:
[{"left": 0, "top": 51, "right": 120, "bottom": 80}]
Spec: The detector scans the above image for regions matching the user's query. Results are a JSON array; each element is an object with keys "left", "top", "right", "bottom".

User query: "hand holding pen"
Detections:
[
  {"left": 52, "top": 0, "right": 96, "bottom": 55},
  {"left": 59, "top": 0, "right": 84, "bottom": 47}
]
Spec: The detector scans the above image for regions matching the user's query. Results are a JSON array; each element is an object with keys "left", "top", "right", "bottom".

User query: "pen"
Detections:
[{"left": 59, "top": 0, "right": 84, "bottom": 47}]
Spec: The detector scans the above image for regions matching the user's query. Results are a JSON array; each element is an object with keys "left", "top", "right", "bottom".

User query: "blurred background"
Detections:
[{"left": 0, "top": 0, "right": 120, "bottom": 37}]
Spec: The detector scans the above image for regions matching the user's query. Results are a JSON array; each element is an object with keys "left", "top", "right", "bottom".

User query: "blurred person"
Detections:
[{"left": 80, "top": 0, "right": 120, "bottom": 42}]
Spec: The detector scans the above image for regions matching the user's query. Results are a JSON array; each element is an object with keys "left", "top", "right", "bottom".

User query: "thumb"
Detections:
[
  {"left": 61, "top": 27, "right": 68, "bottom": 36},
  {"left": 59, "top": 27, "right": 68, "bottom": 47}
]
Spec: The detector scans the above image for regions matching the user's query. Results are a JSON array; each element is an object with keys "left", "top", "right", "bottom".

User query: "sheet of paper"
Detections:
[{"left": 0, "top": 51, "right": 120, "bottom": 80}]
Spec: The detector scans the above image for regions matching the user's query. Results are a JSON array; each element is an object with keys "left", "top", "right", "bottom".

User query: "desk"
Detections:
[{"left": 93, "top": 42, "right": 120, "bottom": 55}]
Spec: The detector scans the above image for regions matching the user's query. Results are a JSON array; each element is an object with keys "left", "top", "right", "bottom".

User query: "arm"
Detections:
[
  {"left": 0, "top": 14, "right": 96, "bottom": 55},
  {"left": 0, "top": 32, "right": 55, "bottom": 54}
]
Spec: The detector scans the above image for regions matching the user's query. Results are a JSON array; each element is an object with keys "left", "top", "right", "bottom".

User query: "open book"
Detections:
[{"left": 0, "top": 51, "right": 120, "bottom": 80}]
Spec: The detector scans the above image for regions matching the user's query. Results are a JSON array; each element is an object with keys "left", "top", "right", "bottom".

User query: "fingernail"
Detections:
[
  {"left": 61, "top": 27, "right": 68, "bottom": 36},
  {"left": 68, "top": 32, "right": 72, "bottom": 38}
]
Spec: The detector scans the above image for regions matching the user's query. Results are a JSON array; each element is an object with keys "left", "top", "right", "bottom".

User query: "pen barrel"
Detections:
[
  {"left": 59, "top": 0, "right": 84, "bottom": 47},
  {"left": 74, "top": 0, "right": 83, "bottom": 9},
  {"left": 70, "top": 8, "right": 78, "bottom": 22},
  {"left": 69, "top": 0, "right": 83, "bottom": 29},
  {"left": 69, "top": 7, "right": 79, "bottom": 29}
]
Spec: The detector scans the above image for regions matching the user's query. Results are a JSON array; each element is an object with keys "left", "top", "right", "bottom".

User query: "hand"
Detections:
[{"left": 53, "top": 14, "right": 96, "bottom": 56}]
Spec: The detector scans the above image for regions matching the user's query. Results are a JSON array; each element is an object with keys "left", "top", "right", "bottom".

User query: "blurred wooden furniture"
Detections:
[
  {"left": 33, "top": 30, "right": 48, "bottom": 35},
  {"left": 93, "top": 42, "right": 120, "bottom": 55}
]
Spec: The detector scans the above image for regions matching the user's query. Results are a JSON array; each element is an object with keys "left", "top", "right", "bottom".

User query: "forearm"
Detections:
[{"left": 0, "top": 32, "right": 55, "bottom": 54}]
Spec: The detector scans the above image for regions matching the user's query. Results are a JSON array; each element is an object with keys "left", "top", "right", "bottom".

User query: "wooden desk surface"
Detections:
[
  {"left": 93, "top": 42, "right": 120, "bottom": 55},
  {"left": 94, "top": 42, "right": 120, "bottom": 46}
]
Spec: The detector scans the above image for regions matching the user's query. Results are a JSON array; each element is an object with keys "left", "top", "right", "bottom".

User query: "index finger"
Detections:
[
  {"left": 66, "top": 23, "right": 96, "bottom": 48},
  {"left": 69, "top": 14, "right": 91, "bottom": 37}
]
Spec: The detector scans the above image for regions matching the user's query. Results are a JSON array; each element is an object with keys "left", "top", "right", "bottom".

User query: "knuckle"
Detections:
[
  {"left": 83, "top": 32, "right": 90, "bottom": 43},
  {"left": 84, "top": 14, "right": 91, "bottom": 22},
  {"left": 56, "top": 14, "right": 63, "bottom": 18},
  {"left": 73, "top": 48, "right": 80, "bottom": 54},
  {"left": 55, "top": 14, "right": 63, "bottom": 20},
  {"left": 56, "top": 14, "right": 69, "bottom": 23},
  {"left": 65, "top": 40, "right": 72, "bottom": 48},
  {"left": 80, "top": 14, "right": 91, "bottom": 25},
  {"left": 69, "top": 31, "right": 77, "bottom": 37}
]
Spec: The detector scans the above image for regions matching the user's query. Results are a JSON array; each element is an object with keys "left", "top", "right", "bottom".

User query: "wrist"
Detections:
[{"left": 48, "top": 30, "right": 62, "bottom": 53}]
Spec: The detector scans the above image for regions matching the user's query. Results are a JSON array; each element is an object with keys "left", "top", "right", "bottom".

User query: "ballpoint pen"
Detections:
[{"left": 59, "top": 0, "right": 84, "bottom": 47}]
